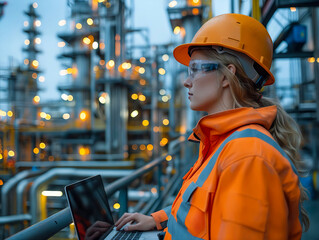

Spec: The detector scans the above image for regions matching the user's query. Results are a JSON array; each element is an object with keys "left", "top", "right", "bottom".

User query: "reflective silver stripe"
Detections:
[{"left": 168, "top": 128, "right": 301, "bottom": 239}]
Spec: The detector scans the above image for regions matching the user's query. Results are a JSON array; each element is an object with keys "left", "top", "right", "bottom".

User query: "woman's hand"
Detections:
[{"left": 114, "top": 212, "right": 156, "bottom": 231}]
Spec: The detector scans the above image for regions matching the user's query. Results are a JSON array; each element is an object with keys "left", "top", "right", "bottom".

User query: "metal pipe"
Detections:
[
  {"left": 16, "top": 178, "right": 34, "bottom": 214},
  {"left": 1, "top": 169, "right": 44, "bottom": 216},
  {"left": 119, "top": 187, "right": 128, "bottom": 216},
  {"left": 15, "top": 160, "right": 135, "bottom": 170},
  {"left": 0, "top": 214, "right": 32, "bottom": 225}
]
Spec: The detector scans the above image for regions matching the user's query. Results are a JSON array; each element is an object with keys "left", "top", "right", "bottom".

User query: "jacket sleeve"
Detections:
[
  {"left": 151, "top": 205, "right": 171, "bottom": 230},
  {"left": 212, "top": 155, "right": 291, "bottom": 240}
]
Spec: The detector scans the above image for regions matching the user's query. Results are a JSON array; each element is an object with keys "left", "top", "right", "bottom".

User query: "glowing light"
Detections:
[
  {"left": 32, "top": 73, "right": 37, "bottom": 79},
  {"left": 58, "top": 41, "right": 65, "bottom": 47},
  {"left": 0, "top": 154, "right": 2, "bottom": 160},
  {"left": 131, "top": 110, "right": 139, "bottom": 118},
  {"left": 32, "top": 60, "right": 39, "bottom": 68},
  {"left": 39, "top": 143, "right": 46, "bottom": 149},
  {"left": 290, "top": 7, "right": 296, "bottom": 12},
  {"left": 158, "top": 68, "right": 166, "bottom": 75},
  {"left": 162, "top": 96, "right": 169, "bottom": 102},
  {"left": 59, "top": 70, "right": 67, "bottom": 76},
  {"left": 99, "top": 93, "right": 109, "bottom": 104},
  {"left": 147, "top": 144, "right": 153, "bottom": 151},
  {"left": 58, "top": 19, "right": 66, "bottom": 26},
  {"left": 98, "top": 0, "right": 105, "bottom": 2},
  {"left": 138, "top": 67, "right": 145, "bottom": 74},
  {"left": 122, "top": 62, "right": 131, "bottom": 69},
  {"left": 38, "top": 76, "right": 45, "bottom": 82},
  {"left": 33, "top": 148, "right": 39, "bottom": 154},
  {"left": 139, "top": 57, "right": 146, "bottom": 63},
  {"left": 192, "top": 8, "right": 199, "bottom": 15},
  {"left": 106, "top": 60, "right": 115, "bottom": 69},
  {"left": 140, "top": 79, "right": 146, "bottom": 86},
  {"left": 174, "top": 26, "right": 181, "bottom": 35},
  {"left": 92, "top": 41, "right": 98, "bottom": 49},
  {"left": 40, "top": 112, "right": 46, "bottom": 118},
  {"left": 24, "top": 59, "right": 29, "bottom": 65},
  {"left": 35, "top": 37, "right": 41, "bottom": 44},
  {"left": 138, "top": 95, "right": 146, "bottom": 102},
  {"left": 79, "top": 111, "right": 88, "bottom": 121},
  {"left": 35, "top": 20, "right": 41, "bottom": 27},
  {"left": 317, "top": 58, "right": 319, "bottom": 63},
  {"left": 140, "top": 144, "right": 146, "bottom": 150},
  {"left": 8, "top": 150, "right": 15, "bottom": 157},
  {"left": 79, "top": 147, "right": 86, "bottom": 155},
  {"left": 67, "top": 67, "right": 73, "bottom": 74},
  {"left": 162, "top": 54, "right": 169, "bottom": 61},
  {"left": 61, "top": 93, "right": 68, "bottom": 101},
  {"left": 33, "top": 2, "right": 38, "bottom": 8},
  {"left": 45, "top": 114, "right": 51, "bottom": 120},
  {"left": 151, "top": 187, "right": 157, "bottom": 194},
  {"left": 67, "top": 95, "right": 73, "bottom": 101},
  {"left": 166, "top": 155, "right": 172, "bottom": 161},
  {"left": 132, "top": 144, "right": 138, "bottom": 150},
  {"left": 159, "top": 89, "right": 166, "bottom": 95},
  {"left": 142, "top": 120, "right": 149, "bottom": 126},
  {"left": 308, "top": 57, "right": 315, "bottom": 63},
  {"left": 99, "top": 60, "right": 105, "bottom": 66},
  {"left": 113, "top": 203, "right": 120, "bottom": 209},
  {"left": 33, "top": 95, "right": 40, "bottom": 103},
  {"left": 160, "top": 138, "right": 169, "bottom": 147},
  {"left": 0, "top": 110, "right": 6, "bottom": 117},
  {"left": 76, "top": 23, "right": 82, "bottom": 29},
  {"left": 163, "top": 119, "right": 169, "bottom": 125},
  {"left": 87, "top": 18, "right": 94, "bottom": 25},
  {"left": 63, "top": 113, "right": 70, "bottom": 120},
  {"left": 24, "top": 39, "right": 30, "bottom": 45},
  {"left": 7, "top": 111, "right": 13, "bottom": 117},
  {"left": 131, "top": 94, "right": 138, "bottom": 100},
  {"left": 24, "top": 21, "right": 29, "bottom": 27},
  {"left": 83, "top": 37, "right": 91, "bottom": 45},
  {"left": 168, "top": 0, "right": 177, "bottom": 8},
  {"left": 153, "top": 126, "right": 159, "bottom": 132},
  {"left": 0, "top": 179, "right": 3, "bottom": 185},
  {"left": 41, "top": 191, "right": 63, "bottom": 197}
]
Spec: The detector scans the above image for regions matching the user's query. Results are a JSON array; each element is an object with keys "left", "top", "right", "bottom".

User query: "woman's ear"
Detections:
[
  {"left": 222, "top": 64, "right": 236, "bottom": 88},
  {"left": 227, "top": 64, "right": 236, "bottom": 75}
]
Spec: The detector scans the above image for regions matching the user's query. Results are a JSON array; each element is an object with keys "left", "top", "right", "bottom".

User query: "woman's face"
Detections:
[{"left": 184, "top": 50, "right": 230, "bottom": 114}]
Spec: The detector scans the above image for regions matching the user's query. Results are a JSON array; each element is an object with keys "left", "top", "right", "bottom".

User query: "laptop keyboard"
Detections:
[{"left": 111, "top": 230, "right": 142, "bottom": 240}]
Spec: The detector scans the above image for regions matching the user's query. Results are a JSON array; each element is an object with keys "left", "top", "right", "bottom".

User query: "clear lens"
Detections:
[{"left": 188, "top": 60, "right": 219, "bottom": 78}]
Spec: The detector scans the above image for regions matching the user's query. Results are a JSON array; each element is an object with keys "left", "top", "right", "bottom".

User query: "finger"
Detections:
[
  {"left": 124, "top": 223, "right": 142, "bottom": 232},
  {"left": 114, "top": 213, "right": 131, "bottom": 226},
  {"left": 116, "top": 216, "right": 135, "bottom": 231}
]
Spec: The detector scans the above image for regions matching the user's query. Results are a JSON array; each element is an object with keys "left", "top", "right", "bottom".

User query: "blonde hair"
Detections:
[{"left": 201, "top": 48, "right": 310, "bottom": 231}]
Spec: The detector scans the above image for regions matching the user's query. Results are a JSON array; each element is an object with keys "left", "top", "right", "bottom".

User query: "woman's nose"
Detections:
[{"left": 183, "top": 77, "right": 192, "bottom": 88}]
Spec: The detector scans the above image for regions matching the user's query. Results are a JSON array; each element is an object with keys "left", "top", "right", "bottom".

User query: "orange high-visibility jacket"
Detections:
[{"left": 151, "top": 106, "right": 302, "bottom": 240}]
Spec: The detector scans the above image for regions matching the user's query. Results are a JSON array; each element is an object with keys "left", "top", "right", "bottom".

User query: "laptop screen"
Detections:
[{"left": 65, "top": 175, "right": 114, "bottom": 240}]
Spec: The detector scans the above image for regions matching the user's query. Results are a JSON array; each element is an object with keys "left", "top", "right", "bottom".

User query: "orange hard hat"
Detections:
[{"left": 173, "top": 13, "right": 275, "bottom": 87}]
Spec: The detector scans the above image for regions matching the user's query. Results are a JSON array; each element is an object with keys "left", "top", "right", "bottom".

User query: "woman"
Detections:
[{"left": 115, "top": 13, "right": 309, "bottom": 239}]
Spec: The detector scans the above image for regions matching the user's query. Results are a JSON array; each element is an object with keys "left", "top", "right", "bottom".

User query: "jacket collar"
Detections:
[{"left": 188, "top": 106, "right": 277, "bottom": 143}]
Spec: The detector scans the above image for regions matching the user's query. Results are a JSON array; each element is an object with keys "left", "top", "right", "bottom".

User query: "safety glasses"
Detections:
[{"left": 188, "top": 60, "right": 219, "bottom": 78}]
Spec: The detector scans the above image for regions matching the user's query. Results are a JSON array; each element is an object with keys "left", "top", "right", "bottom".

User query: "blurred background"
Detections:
[{"left": 0, "top": 0, "right": 318, "bottom": 239}]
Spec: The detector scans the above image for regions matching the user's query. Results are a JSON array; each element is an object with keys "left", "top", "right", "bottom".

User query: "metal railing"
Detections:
[{"left": 6, "top": 137, "right": 187, "bottom": 240}]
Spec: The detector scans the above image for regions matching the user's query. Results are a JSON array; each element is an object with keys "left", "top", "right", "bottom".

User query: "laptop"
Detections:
[{"left": 65, "top": 175, "right": 162, "bottom": 240}]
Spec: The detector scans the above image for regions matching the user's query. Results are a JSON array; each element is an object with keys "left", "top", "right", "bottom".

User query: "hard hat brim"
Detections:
[{"left": 173, "top": 43, "right": 275, "bottom": 86}]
